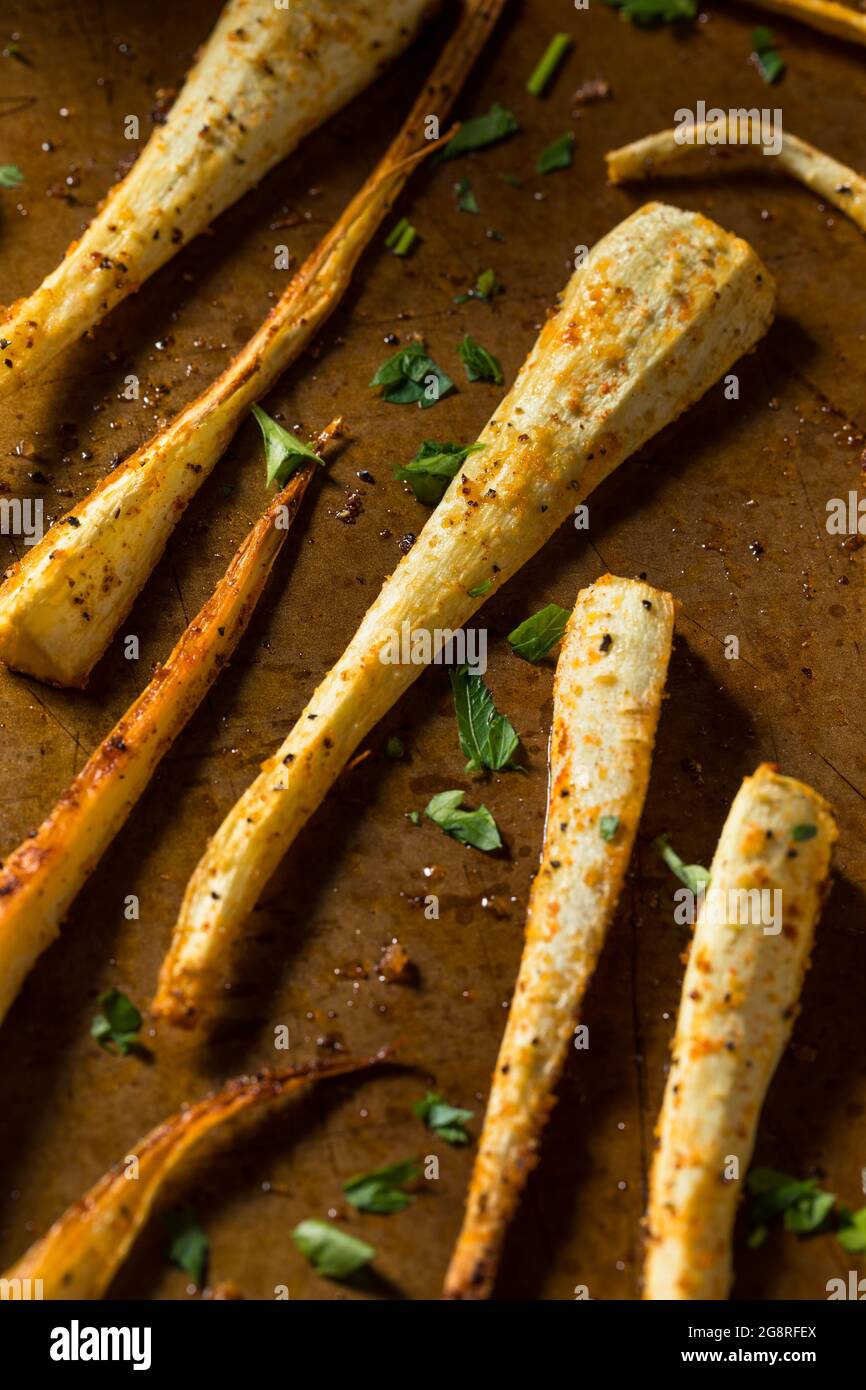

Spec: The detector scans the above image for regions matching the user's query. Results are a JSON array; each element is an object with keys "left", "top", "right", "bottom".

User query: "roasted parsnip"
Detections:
[
  {"left": 0, "top": 0, "right": 504, "bottom": 690},
  {"left": 732, "top": 0, "right": 866, "bottom": 48},
  {"left": 443, "top": 575, "right": 676, "bottom": 1300},
  {"left": 0, "top": 0, "right": 438, "bottom": 403},
  {"left": 153, "top": 201, "right": 776, "bottom": 1025},
  {"left": 644, "top": 764, "right": 837, "bottom": 1300},
  {"left": 0, "top": 1050, "right": 385, "bottom": 1299},
  {"left": 0, "top": 422, "right": 337, "bottom": 1030},
  {"left": 607, "top": 123, "right": 866, "bottom": 236}
]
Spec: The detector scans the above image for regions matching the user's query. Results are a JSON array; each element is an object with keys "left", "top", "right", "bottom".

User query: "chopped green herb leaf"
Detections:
[
  {"left": 458, "top": 334, "right": 504, "bottom": 385},
  {"left": 385, "top": 216, "right": 418, "bottom": 256},
  {"left": 599, "top": 814, "right": 620, "bottom": 842},
  {"left": 394, "top": 438, "right": 483, "bottom": 505},
  {"left": 292, "top": 1219, "right": 375, "bottom": 1279},
  {"left": 370, "top": 340, "right": 454, "bottom": 409},
  {"left": 838, "top": 1207, "right": 866, "bottom": 1253},
  {"left": 414, "top": 1091, "right": 474, "bottom": 1146},
  {"left": 167, "top": 1209, "right": 209, "bottom": 1286},
  {"left": 385, "top": 735, "right": 404, "bottom": 760},
  {"left": 537, "top": 131, "right": 575, "bottom": 175},
  {"left": 604, "top": 0, "right": 697, "bottom": 23},
  {"left": 791, "top": 823, "right": 817, "bottom": 841},
  {"left": 91, "top": 988, "right": 142, "bottom": 1055},
  {"left": 454, "top": 177, "right": 479, "bottom": 214},
  {"left": 507, "top": 603, "right": 570, "bottom": 662},
  {"left": 343, "top": 1159, "right": 420, "bottom": 1214},
  {"left": 0, "top": 164, "right": 23, "bottom": 188},
  {"left": 435, "top": 103, "right": 519, "bottom": 163},
  {"left": 251, "top": 404, "right": 323, "bottom": 486},
  {"left": 653, "top": 833, "right": 711, "bottom": 895},
  {"left": 468, "top": 579, "right": 492, "bottom": 598},
  {"left": 499, "top": 172, "right": 523, "bottom": 188},
  {"left": 752, "top": 26, "right": 785, "bottom": 84},
  {"left": 450, "top": 664, "right": 520, "bottom": 773},
  {"left": 424, "top": 789, "right": 502, "bottom": 852},
  {"left": 747, "top": 1168, "right": 835, "bottom": 1238},
  {"left": 527, "top": 33, "right": 573, "bottom": 98},
  {"left": 407, "top": 809, "right": 420, "bottom": 825},
  {"left": 454, "top": 268, "right": 502, "bottom": 304}
]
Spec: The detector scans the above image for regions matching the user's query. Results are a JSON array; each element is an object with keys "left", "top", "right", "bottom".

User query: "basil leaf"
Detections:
[
  {"left": 537, "top": 131, "right": 574, "bottom": 174},
  {"left": 507, "top": 603, "right": 570, "bottom": 662},
  {"left": 414, "top": 1091, "right": 474, "bottom": 1146},
  {"left": 251, "top": 404, "right": 322, "bottom": 486},
  {"left": 343, "top": 1159, "right": 420, "bottom": 1214},
  {"left": 91, "top": 988, "right": 142, "bottom": 1055},
  {"left": 791, "top": 823, "right": 817, "bottom": 841},
  {"left": 394, "top": 438, "right": 483, "bottom": 504},
  {"left": 838, "top": 1208, "right": 866, "bottom": 1253},
  {"left": 450, "top": 664, "right": 519, "bottom": 773},
  {"left": 371, "top": 341, "right": 454, "bottom": 409},
  {"left": 424, "top": 789, "right": 503, "bottom": 852},
  {"left": 458, "top": 334, "right": 504, "bottom": 385},
  {"left": 435, "top": 103, "right": 519, "bottom": 163},
  {"left": 0, "top": 164, "right": 23, "bottom": 188},
  {"left": 292, "top": 1219, "right": 375, "bottom": 1279},
  {"left": 167, "top": 1209, "right": 209, "bottom": 1287},
  {"left": 454, "top": 177, "right": 479, "bottom": 214}
]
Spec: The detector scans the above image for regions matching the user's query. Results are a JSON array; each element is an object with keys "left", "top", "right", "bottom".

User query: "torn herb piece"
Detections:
[
  {"left": 537, "top": 131, "right": 575, "bottom": 175},
  {"left": 454, "top": 268, "right": 501, "bottom": 304},
  {"left": 385, "top": 216, "right": 417, "bottom": 256},
  {"left": 747, "top": 1168, "right": 835, "bottom": 1241},
  {"left": 251, "top": 404, "right": 323, "bottom": 486},
  {"left": 599, "top": 814, "right": 620, "bottom": 842},
  {"left": 0, "top": 164, "right": 23, "bottom": 188},
  {"left": 653, "top": 833, "right": 710, "bottom": 895},
  {"left": 344, "top": 1159, "right": 420, "bottom": 1214},
  {"left": 434, "top": 102, "right": 519, "bottom": 162},
  {"left": 752, "top": 26, "right": 785, "bottom": 84},
  {"left": 394, "top": 439, "right": 483, "bottom": 505},
  {"left": 468, "top": 579, "right": 492, "bottom": 598},
  {"left": 450, "top": 664, "right": 520, "bottom": 773},
  {"left": 167, "top": 1208, "right": 209, "bottom": 1286},
  {"left": 292, "top": 1219, "right": 375, "bottom": 1279},
  {"left": 454, "top": 177, "right": 479, "bottom": 214},
  {"left": 414, "top": 1091, "right": 474, "bottom": 1146},
  {"left": 424, "top": 789, "right": 502, "bottom": 852},
  {"left": 91, "top": 988, "right": 142, "bottom": 1055},
  {"left": 527, "top": 33, "right": 573, "bottom": 98},
  {"left": 791, "top": 823, "right": 817, "bottom": 841},
  {"left": 371, "top": 341, "right": 454, "bottom": 409},
  {"left": 507, "top": 603, "right": 570, "bottom": 662},
  {"left": 838, "top": 1207, "right": 866, "bottom": 1253},
  {"left": 604, "top": 0, "right": 696, "bottom": 23},
  {"left": 458, "top": 334, "right": 504, "bottom": 385}
]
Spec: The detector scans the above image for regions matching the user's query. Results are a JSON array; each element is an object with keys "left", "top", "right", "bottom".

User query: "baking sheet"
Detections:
[{"left": 0, "top": 0, "right": 863, "bottom": 1300}]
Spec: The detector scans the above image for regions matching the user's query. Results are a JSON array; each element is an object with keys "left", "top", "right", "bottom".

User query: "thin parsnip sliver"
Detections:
[
  {"left": 443, "top": 575, "right": 676, "bottom": 1300},
  {"left": 152, "top": 201, "right": 776, "bottom": 1026},
  {"left": 0, "top": 0, "right": 437, "bottom": 403},
  {"left": 0, "top": 0, "right": 505, "bottom": 690},
  {"left": 644, "top": 764, "right": 837, "bottom": 1300},
  {"left": 0, "top": 1050, "right": 385, "bottom": 1299},
  {"left": 606, "top": 123, "right": 866, "bottom": 236},
  {"left": 731, "top": 0, "right": 866, "bottom": 48},
  {"left": 0, "top": 434, "right": 332, "bottom": 1031}
]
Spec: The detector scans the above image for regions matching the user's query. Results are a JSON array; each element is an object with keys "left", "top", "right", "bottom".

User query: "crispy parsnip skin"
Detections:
[
  {"left": 731, "top": 0, "right": 866, "bottom": 48},
  {"left": 0, "top": 1051, "right": 384, "bottom": 1299},
  {"left": 607, "top": 123, "right": 866, "bottom": 236},
  {"left": 0, "top": 447, "right": 327, "bottom": 1030},
  {"left": 644, "top": 764, "right": 837, "bottom": 1301},
  {"left": 444, "top": 576, "right": 676, "bottom": 1300},
  {"left": 0, "top": 0, "right": 504, "bottom": 689},
  {"left": 153, "top": 202, "right": 776, "bottom": 1026},
  {"left": 0, "top": 0, "right": 437, "bottom": 402}
]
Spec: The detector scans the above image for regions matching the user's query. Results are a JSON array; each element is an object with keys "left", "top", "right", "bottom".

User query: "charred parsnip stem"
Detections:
[
  {"left": 0, "top": 435, "right": 331, "bottom": 1031},
  {"left": 153, "top": 201, "right": 776, "bottom": 1025},
  {"left": 607, "top": 123, "right": 866, "bottom": 236},
  {"left": 0, "top": 1050, "right": 385, "bottom": 1299},
  {"left": 0, "top": 0, "right": 504, "bottom": 690},
  {"left": 0, "top": 0, "right": 438, "bottom": 402},
  {"left": 644, "top": 764, "right": 837, "bottom": 1301},
  {"left": 731, "top": 0, "right": 866, "bottom": 48},
  {"left": 444, "top": 575, "right": 676, "bottom": 1300}
]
